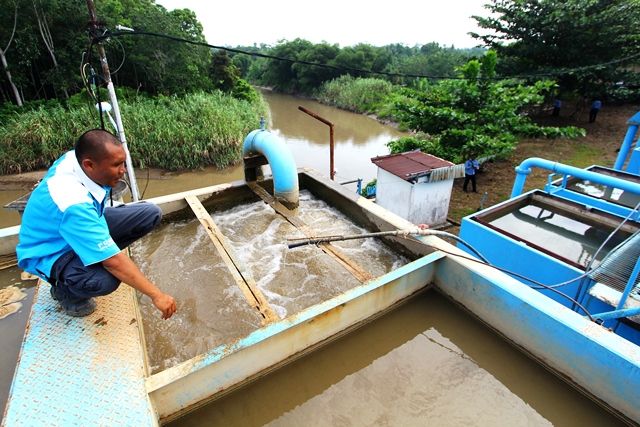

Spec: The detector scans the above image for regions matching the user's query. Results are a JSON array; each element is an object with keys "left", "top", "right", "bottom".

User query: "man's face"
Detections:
[{"left": 84, "top": 143, "right": 127, "bottom": 188}]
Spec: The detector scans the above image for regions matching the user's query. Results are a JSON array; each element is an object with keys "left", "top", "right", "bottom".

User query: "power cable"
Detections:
[
  {"left": 572, "top": 199, "right": 640, "bottom": 311},
  {"left": 102, "top": 29, "right": 640, "bottom": 82},
  {"left": 404, "top": 235, "right": 597, "bottom": 321}
]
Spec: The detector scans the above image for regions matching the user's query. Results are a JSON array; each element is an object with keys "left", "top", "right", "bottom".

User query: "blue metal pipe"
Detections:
[
  {"left": 589, "top": 306, "right": 640, "bottom": 321},
  {"left": 243, "top": 128, "right": 299, "bottom": 209},
  {"left": 614, "top": 112, "right": 640, "bottom": 172},
  {"left": 511, "top": 157, "right": 640, "bottom": 199}
]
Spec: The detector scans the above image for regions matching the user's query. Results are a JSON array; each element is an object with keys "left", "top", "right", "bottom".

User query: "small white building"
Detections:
[{"left": 372, "top": 151, "right": 456, "bottom": 228}]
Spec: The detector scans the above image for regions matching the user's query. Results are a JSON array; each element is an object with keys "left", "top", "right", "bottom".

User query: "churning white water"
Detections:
[{"left": 131, "top": 190, "right": 409, "bottom": 373}]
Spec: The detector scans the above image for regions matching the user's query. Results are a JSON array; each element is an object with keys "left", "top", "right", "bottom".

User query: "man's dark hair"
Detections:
[{"left": 75, "top": 129, "right": 122, "bottom": 163}]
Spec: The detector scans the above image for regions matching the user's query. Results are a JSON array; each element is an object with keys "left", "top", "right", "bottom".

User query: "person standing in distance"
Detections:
[
  {"left": 463, "top": 153, "right": 480, "bottom": 193},
  {"left": 17, "top": 129, "right": 177, "bottom": 319},
  {"left": 552, "top": 98, "right": 561, "bottom": 117},
  {"left": 589, "top": 99, "right": 602, "bottom": 123}
]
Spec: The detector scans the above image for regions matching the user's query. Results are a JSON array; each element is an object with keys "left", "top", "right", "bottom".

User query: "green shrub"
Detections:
[
  {"left": 314, "top": 75, "right": 395, "bottom": 114},
  {"left": 0, "top": 91, "right": 268, "bottom": 174}
]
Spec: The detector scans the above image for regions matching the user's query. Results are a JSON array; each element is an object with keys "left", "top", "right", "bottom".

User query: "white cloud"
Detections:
[{"left": 154, "top": 0, "right": 490, "bottom": 48}]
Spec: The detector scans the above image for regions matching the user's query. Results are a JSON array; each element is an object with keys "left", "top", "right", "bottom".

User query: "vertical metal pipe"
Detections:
[
  {"left": 330, "top": 123, "right": 335, "bottom": 181},
  {"left": 86, "top": 0, "right": 140, "bottom": 201},
  {"left": 614, "top": 122, "right": 639, "bottom": 172},
  {"left": 298, "top": 106, "right": 335, "bottom": 180}
]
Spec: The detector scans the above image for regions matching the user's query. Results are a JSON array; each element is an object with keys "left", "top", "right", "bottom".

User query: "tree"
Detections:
[
  {"left": 210, "top": 49, "right": 237, "bottom": 93},
  {"left": 390, "top": 51, "right": 585, "bottom": 163},
  {"left": 292, "top": 42, "right": 340, "bottom": 93},
  {"left": 0, "top": 0, "right": 215, "bottom": 104},
  {"left": 0, "top": 0, "right": 22, "bottom": 105},
  {"left": 471, "top": 0, "right": 640, "bottom": 97},
  {"left": 261, "top": 38, "right": 313, "bottom": 93}
]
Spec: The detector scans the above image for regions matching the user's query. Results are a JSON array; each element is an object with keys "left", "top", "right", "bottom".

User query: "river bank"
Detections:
[{"left": 1, "top": 102, "right": 637, "bottom": 230}]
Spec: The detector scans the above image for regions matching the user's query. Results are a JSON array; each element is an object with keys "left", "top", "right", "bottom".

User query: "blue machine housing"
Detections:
[{"left": 459, "top": 112, "right": 640, "bottom": 348}]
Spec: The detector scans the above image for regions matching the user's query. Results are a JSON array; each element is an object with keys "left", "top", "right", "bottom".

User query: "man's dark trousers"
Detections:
[{"left": 49, "top": 201, "right": 162, "bottom": 300}]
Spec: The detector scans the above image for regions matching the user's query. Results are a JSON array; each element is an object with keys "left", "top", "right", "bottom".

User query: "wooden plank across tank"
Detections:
[
  {"left": 184, "top": 195, "right": 279, "bottom": 325},
  {"left": 247, "top": 182, "right": 374, "bottom": 283}
]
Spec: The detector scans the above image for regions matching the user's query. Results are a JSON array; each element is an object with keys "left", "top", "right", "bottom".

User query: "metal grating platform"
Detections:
[
  {"left": 589, "top": 230, "right": 640, "bottom": 295},
  {"left": 2, "top": 280, "right": 156, "bottom": 427}
]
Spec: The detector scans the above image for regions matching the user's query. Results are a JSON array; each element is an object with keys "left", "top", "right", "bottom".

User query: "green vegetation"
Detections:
[
  {"left": 240, "top": 40, "right": 482, "bottom": 94},
  {"left": 471, "top": 0, "right": 640, "bottom": 101},
  {"left": 2, "top": 0, "right": 637, "bottom": 175},
  {"left": 565, "top": 144, "right": 607, "bottom": 169},
  {"left": 314, "top": 51, "right": 586, "bottom": 164},
  {"left": 314, "top": 76, "right": 395, "bottom": 114},
  {"left": 0, "top": 91, "right": 267, "bottom": 174}
]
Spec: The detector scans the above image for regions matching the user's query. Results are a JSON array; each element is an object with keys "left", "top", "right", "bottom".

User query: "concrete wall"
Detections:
[{"left": 375, "top": 169, "right": 453, "bottom": 227}]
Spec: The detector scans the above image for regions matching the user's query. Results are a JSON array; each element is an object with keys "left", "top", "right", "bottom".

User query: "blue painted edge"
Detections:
[{"left": 435, "top": 256, "right": 640, "bottom": 423}]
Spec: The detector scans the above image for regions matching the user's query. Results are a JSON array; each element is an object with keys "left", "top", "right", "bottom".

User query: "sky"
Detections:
[{"left": 154, "top": 0, "right": 491, "bottom": 49}]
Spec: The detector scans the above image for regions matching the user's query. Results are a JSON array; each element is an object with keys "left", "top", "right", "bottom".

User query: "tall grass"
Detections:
[
  {"left": 314, "top": 75, "right": 395, "bottom": 114},
  {"left": 0, "top": 91, "right": 268, "bottom": 174}
]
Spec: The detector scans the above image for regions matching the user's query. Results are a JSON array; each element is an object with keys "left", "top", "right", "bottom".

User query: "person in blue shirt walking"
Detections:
[
  {"left": 552, "top": 98, "right": 561, "bottom": 117},
  {"left": 17, "top": 129, "right": 177, "bottom": 319},
  {"left": 589, "top": 99, "right": 602, "bottom": 123},
  {"left": 463, "top": 154, "right": 479, "bottom": 193}
]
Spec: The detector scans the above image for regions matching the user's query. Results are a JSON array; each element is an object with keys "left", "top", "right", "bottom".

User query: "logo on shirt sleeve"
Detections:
[{"left": 98, "top": 238, "right": 116, "bottom": 251}]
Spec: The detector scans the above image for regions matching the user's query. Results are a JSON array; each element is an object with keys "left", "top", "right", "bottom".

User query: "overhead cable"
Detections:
[{"left": 103, "top": 29, "right": 640, "bottom": 81}]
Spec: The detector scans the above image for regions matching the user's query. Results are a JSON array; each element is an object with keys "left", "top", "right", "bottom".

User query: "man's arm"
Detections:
[{"left": 102, "top": 252, "right": 177, "bottom": 319}]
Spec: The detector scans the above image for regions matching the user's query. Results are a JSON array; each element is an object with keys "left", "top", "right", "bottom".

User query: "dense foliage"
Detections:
[
  {"left": 238, "top": 40, "right": 484, "bottom": 94},
  {"left": 0, "top": 0, "right": 258, "bottom": 106},
  {"left": 471, "top": 0, "right": 640, "bottom": 101},
  {"left": 0, "top": 91, "right": 267, "bottom": 174},
  {"left": 0, "top": 0, "right": 613, "bottom": 175},
  {"left": 389, "top": 51, "right": 585, "bottom": 164}
]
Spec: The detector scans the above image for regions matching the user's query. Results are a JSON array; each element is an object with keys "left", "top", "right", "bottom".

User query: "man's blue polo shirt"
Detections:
[
  {"left": 465, "top": 159, "right": 479, "bottom": 176},
  {"left": 17, "top": 151, "right": 121, "bottom": 281}
]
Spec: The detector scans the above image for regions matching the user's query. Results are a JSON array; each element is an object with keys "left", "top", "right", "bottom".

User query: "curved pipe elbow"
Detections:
[
  {"left": 511, "top": 157, "right": 640, "bottom": 198},
  {"left": 243, "top": 129, "right": 299, "bottom": 209}
]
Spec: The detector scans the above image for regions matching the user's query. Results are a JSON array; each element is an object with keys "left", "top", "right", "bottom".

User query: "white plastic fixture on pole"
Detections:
[{"left": 95, "top": 102, "right": 118, "bottom": 134}]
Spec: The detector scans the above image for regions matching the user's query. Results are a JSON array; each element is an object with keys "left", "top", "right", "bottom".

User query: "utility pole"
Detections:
[{"left": 86, "top": 0, "right": 140, "bottom": 201}]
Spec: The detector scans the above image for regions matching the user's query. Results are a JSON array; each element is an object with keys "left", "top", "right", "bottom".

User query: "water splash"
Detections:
[{"left": 132, "top": 190, "right": 409, "bottom": 373}]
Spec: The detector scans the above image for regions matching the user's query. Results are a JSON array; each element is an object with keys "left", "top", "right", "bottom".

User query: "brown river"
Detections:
[{"left": 0, "top": 89, "right": 628, "bottom": 426}]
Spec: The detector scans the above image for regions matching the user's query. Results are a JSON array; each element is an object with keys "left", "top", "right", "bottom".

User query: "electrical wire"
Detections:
[
  {"left": 398, "top": 234, "right": 596, "bottom": 321},
  {"left": 102, "top": 29, "right": 640, "bottom": 82},
  {"left": 108, "top": 36, "right": 126, "bottom": 75},
  {"left": 572, "top": 199, "right": 640, "bottom": 310}
]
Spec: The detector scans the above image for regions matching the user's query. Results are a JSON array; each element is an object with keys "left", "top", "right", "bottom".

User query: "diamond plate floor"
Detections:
[{"left": 2, "top": 280, "right": 156, "bottom": 427}]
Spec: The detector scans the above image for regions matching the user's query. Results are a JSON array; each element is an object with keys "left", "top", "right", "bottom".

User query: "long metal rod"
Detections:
[
  {"left": 298, "top": 106, "right": 335, "bottom": 180},
  {"left": 248, "top": 182, "right": 374, "bottom": 282},
  {"left": 86, "top": 0, "right": 140, "bottom": 201},
  {"left": 287, "top": 228, "right": 490, "bottom": 264}
]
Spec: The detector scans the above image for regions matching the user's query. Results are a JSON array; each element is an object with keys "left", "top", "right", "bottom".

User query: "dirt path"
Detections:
[{"left": 447, "top": 103, "right": 640, "bottom": 227}]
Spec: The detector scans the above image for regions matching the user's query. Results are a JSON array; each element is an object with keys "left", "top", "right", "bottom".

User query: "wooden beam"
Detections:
[
  {"left": 185, "top": 196, "right": 279, "bottom": 325},
  {"left": 247, "top": 182, "right": 374, "bottom": 283},
  {"left": 0, "top": 253, "right": 17, "bottom": 270},
  {"left": 531, "top": 193, "right": 639, "bottom": 234}
]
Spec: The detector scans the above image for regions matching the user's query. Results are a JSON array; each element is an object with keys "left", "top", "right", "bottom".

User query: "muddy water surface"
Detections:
[
  {"left": 170, "top": 291, "right": 625, "bottom": 427},
  {"left": 132, "top": 191, "right": 409, "bottom": 373}
]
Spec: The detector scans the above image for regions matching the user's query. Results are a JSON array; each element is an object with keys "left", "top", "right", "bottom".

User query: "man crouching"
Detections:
[{"left": 17, "top": 129, "right": 176, "bottom": 319}]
